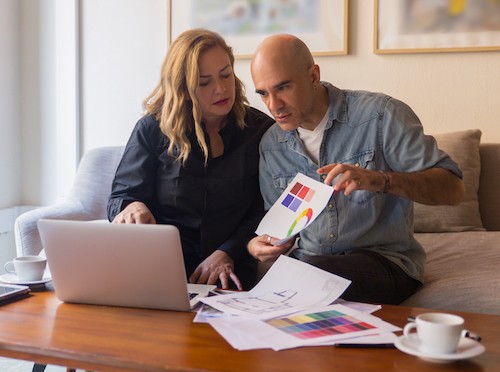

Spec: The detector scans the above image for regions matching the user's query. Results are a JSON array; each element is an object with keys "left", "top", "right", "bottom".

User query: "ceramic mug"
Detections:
[
  {"left": 4, "top": 255, "right": 47, "bottom": 282},
  {"left": 403, "top": 313, "right": 464, "bottom": 354}
]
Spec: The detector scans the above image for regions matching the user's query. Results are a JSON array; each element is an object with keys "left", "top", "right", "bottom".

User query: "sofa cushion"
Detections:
[
  {"left": 414, "top": 129, "right": 484, "bottom": 232},
  {"left": 402, "top": 232, "right": 499, "bottom": 315}
]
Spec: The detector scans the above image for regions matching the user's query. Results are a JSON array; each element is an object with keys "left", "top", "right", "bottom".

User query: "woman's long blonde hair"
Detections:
[{"left": 144, "top": 28, "right": 248, "bottom": 165}]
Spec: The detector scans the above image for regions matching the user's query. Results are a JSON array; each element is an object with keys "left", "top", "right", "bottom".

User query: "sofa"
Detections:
[
  {"left": 401, "top": 129, "right": 500, "bottom": 315},
  {"left": 14, "top": 129, "right": 500, "bottom": 315}
]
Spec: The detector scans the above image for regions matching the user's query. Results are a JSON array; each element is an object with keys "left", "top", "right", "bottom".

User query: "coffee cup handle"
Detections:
[
  {"left": 4, "top": 261, "right": 15, "bottom": 274},
  {"left": 403, "top": 322, "right": 417, "bottom": 338}
]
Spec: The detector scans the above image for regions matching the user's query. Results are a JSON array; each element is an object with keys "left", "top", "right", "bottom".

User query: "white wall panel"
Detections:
[
  {"left": 80, "top": 0, "right": 167, "bottom": 151},
  {"left": 0, "top": 0, "right": 21, "bottom": 209}
]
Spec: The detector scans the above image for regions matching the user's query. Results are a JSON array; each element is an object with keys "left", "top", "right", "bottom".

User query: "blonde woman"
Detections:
[{"left": 108, "top": 29, "right": 274, "bottom": 290}]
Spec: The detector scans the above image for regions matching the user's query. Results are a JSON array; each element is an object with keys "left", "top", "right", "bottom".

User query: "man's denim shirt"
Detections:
[{"left": 259, "top": 82, "right": 462, "bottom": 282}]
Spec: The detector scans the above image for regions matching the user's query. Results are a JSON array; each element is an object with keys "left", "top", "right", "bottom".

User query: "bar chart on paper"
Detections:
[{"left": 265, "top": 309, "right": 377, "bottom": 340}]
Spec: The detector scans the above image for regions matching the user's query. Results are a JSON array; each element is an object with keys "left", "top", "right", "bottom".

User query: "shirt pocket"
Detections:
[
  {"left": 272, "top": 174, "right": 297, "bottom": 192},
  {"left": 338, "top": 150, "right": 376, "bottom": 205}
]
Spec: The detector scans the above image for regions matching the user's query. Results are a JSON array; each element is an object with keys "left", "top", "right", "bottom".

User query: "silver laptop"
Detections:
[{"left": 37, "top": 219, "right": 215, "bottom": 311}]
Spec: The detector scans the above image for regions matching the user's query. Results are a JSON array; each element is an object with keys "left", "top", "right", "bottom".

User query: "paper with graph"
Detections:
[
  {"left": 256, "top": 173, "right": 334, "bottom": 245},
  {"left": 200, "top": 255, "right": 351, "bottom": 320},
  {"left": 208, "top": 303, "right": 400, "bottom": 351}
]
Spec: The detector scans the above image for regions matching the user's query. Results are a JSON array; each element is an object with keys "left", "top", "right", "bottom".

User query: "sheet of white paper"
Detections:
[
  {"left": 209, "top": 312, "right": 399, "bottom": 350},
  {"left": 332, "top": 299, "right": 382, "bottom": 314},
  {"left": 212, "top": 304, "right": 400, "bottom": 351},
  {"left": 200, "top": 255, "right": 351, "bottom": 319},
  {"left": 193, "top": 303, "right": 228, "bottom": 323},
  {"left": 208, "top": 317, "right": 268, "bottom": 350},
  {"left": 256, "top": 173, "right": 334, "bottom": 244},
  {"left": 208, "top": 317, "right": 264, "bottom": 350}
]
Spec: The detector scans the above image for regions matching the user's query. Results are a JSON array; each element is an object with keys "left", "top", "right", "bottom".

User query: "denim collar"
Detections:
[{"left": 277, "top": 82, "right": 347, "bottom": 143}]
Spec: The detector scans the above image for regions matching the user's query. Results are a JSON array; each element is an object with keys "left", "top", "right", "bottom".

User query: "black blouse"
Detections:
[{"left": 107, "top": 107, "right": 274, "bottom": 275}]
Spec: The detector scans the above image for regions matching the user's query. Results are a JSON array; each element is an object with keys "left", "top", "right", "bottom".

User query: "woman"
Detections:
[{"left": 107, "top": 29, "right": 274, "bottom": 290}]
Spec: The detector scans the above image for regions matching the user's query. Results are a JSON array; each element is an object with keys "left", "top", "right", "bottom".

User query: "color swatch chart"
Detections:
[
  {"left": 265, "top": 309, "right": 376, "bottom": 340},
  {"left": 281, "top": 181, "right": 316, "bottom": 212}
]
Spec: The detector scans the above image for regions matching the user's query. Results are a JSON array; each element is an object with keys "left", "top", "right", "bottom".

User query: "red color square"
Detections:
[{"left": 290, "top": 182, "right": 303, "bottom": 195}]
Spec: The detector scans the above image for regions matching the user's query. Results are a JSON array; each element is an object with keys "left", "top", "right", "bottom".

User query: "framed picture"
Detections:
[
  {"left": 374, "top": 0, "right": 500, "bottom": 54},
  {"left": 168, "top": 0, "right": 348, "bottom": 58}
]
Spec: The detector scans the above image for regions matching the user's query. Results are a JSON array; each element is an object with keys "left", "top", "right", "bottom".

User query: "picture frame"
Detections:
[
  {"left": 168, "top": 0, "right": 348, "bottom": 58},
  {"left": 374, "top": 0, "right": 500, "bottom": 54}
]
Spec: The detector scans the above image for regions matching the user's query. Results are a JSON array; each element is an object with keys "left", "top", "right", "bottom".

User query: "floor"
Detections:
[{"left": 0, "top": 358, "right": 84, "bottom": 372}]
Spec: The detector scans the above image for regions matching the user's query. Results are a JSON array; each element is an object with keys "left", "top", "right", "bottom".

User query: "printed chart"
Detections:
[
  {"left": 256, "top": 173, "right": 334, "bottom": 242},
  {"left": 265, "top": 308, "right": 376, "bottom": 340}
]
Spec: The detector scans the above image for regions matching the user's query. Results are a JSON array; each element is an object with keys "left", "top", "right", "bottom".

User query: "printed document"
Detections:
[
  {"left": 255, "top": 173, "right": 334, "bottom": 245},
  {"left": 200, "top": 255, "right": 351, "bottom": 319}
]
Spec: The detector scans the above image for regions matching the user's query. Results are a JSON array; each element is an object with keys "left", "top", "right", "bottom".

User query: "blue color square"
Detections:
[
  {"left": 289, "top": 198, "right": 302, "bottom": 212},
  {"left": 282, "top": 194, "right": 294, "bottom": 207}
]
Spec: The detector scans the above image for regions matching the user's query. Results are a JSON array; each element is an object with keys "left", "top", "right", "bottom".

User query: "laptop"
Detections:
[{"left": 37, "top": 219, "right": 215, "bottom": 311}]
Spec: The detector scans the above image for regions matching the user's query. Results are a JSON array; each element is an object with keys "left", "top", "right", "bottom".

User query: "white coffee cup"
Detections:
[
  {"left": 403, "top": 313, "right": 464, "bottom": 354},
  {"left": 4, "top": 255, "right": 47, "bottom": 282}
]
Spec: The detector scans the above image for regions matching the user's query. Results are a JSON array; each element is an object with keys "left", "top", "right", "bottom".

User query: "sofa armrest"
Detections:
[
  {"left": 14, "top": 146, "right": 125, "bottom": 257},
  {"left": 14, "top": 201, "right": 94, "bottom": 256}
]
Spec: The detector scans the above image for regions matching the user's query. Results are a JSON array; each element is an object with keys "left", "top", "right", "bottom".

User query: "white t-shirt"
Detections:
[{"left": 297, "top": 110, "right": 329, "bottom": 164}]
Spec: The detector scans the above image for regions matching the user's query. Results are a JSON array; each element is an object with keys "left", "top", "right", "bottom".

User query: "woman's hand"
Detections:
[
  {"left": 112, "top": 201, "right": 156, "bottom": 224},
  {"left": 190, "top": 250, "right": 242, "bottom": 290}
]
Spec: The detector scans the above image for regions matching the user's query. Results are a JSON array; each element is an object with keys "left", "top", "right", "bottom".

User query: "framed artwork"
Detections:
[
  {"left": 374, "top": 0, "right": 500, "bottom": 54},
  {"left": 168, "top": 0, "right": 348, "bottom": 58}
]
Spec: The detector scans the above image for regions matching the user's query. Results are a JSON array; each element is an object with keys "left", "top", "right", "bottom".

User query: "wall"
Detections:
[
  {"left": 80, "top": 0, "right": 167, "bottom": 152},
  {"left": 235, "top": 1, "right": 500, "bottom": 143},
  {"left": 20, "top": 0, "right": 57, "bottom": 206},
  {"left": 4, "top": 0, "right": 500, "bottom": 210},
  {"left": 82, "top": 1, "right": 499, "bottom": 157},
  {"left": 0, "top": 1, "right": 21, "bottom": 264},
  {"left": 0, "top": 0, "right": 21, "bottom": 209}
]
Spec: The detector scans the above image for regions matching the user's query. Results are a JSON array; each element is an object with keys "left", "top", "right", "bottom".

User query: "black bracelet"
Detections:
[{"left": 378, "top": 171, "right": 390, "bottom": 193}]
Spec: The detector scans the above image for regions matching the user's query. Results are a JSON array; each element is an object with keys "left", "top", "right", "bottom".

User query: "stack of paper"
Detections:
[{"left": 198, "top": 255, "right": 400, "bottom": 351}]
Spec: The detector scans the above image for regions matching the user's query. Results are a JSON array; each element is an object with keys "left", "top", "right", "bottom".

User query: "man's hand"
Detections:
[
  {"left": 248, "top": 235, "right": 295, "bottom": 262},
  {"left": 317, "top": 163, "right": 386, "bottom": 195},
  {"left": 112, "top": 201, "right": 156, "bottom": 224},
  {"left": 190, "top": 250, "right": 242, "bottom": 290}
]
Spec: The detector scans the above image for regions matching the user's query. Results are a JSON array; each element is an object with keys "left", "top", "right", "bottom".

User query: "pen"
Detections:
[
  {"left": 334, "top": 343, "right": 396, "bottom": 349},
  {"left": 407, "top": 317, "right": 482, "bottom": 342},
  {"left": 462, "top": 330, "right": 482, "bottom": 342}
]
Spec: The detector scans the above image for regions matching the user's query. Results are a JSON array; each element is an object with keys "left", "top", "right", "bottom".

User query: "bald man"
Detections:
[{"left": 248, "top": 34, "right": 464, "bottom": 304}]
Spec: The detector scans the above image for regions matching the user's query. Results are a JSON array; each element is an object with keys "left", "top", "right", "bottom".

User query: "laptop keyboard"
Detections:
[{"left": 188, "top": 292, "right": 198, "bottom": 300}]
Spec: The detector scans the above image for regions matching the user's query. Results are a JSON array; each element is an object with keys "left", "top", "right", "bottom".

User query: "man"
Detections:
[{"left": 248, "top": 34, "right": 464, "bottom": 304}]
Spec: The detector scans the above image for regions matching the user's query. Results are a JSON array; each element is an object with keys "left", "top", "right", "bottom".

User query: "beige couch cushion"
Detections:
[
  {"left": 414, "top": 129, "right": 484, "bottom": 232},
  {"left": 402, "top": 232, "right": 500, "bottom": 315}
]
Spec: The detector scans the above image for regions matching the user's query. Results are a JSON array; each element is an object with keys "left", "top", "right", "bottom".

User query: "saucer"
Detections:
[
  {"left": 0, "top": 273, "right": 52, "bottom": 286},
  {"left": 395, "top": 334, "right": 485, "bottom": 363}
]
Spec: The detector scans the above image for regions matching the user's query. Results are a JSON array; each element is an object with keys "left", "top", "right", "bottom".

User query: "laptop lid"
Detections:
[{"left": 38, "top": 219, "right": 214, "bottom": 311}]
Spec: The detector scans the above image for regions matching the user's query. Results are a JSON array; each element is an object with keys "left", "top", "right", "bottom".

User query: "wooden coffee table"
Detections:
[{"left": 0, "top": 288, "right": 498, "bottom": 371}]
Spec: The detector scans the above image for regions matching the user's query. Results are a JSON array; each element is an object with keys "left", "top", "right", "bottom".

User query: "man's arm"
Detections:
[
  {"left": 317, "top": 164, "right": 464, "bottom": 206},
  {"left": 382, "top": 167, "right": 464, "bottom": 205}
]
